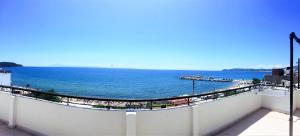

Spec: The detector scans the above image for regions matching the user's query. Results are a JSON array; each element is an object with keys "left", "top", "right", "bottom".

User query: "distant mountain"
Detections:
[
  {"left": 0, "top": 62, "right": 23, "bottom": 67},
  {"left": 222, "top": 68, "right": 272, "bottom": 72}
]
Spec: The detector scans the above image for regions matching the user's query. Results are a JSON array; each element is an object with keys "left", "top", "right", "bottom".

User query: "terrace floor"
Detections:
[
  {"left": 215, "top": 108, "right": 300, "bottom": 136},
  {"left": 0, "top": 121, "right": 35, "bottom": 136}
]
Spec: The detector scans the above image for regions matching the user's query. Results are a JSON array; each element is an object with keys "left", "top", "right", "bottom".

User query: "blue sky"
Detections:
[{"left": 0, "top": 0, "right": 300, "bottom": 70}]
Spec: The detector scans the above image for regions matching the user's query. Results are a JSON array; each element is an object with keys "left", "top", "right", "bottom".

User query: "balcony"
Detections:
[{"left": 0, "top": 85, "right": 298, "bottom": 136}]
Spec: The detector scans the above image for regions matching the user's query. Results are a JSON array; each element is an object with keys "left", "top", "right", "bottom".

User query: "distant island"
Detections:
[
  {"left": 222, "top": 68, "right": 272, "bottom": 72},
  {"left": 0, "top": 62, "right": 23, "bottom": 67}
]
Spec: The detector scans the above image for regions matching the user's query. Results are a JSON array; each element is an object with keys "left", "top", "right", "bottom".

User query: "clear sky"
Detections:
[{"left": 0, "top": 0, "right": 300, "bottom": 70}]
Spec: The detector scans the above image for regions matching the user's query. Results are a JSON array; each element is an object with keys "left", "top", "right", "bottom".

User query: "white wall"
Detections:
[
  {"left": 0, "top": 73, "right": 11, "bottom": 86},
  {"left": 296, "top": 91, "right": 300, "bottom": 109},
  {"left": 0, "top": 92, "right": 10, "bottom": 122},
  {"left": 261, "top": 92, "right": 297, "bottom": 113},
  {"left": 195, "top": 91, "right": 262, "bottom": 136},
  {"left": 136, "top": 107, "right": 192, "bottom": 136},
  {"left": 0, "top": 89, "right": 298, "bottom": 136},
  {"left": 15, "top": 96, "right": 126, "bottom": 136}
]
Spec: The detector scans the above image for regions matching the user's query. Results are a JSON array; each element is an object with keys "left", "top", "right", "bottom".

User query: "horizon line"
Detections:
[{"left": 14, "top": 65, "right": 276, "bottom": 72}]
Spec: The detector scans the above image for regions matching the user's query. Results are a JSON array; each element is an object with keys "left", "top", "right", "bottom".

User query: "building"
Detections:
[
  {"left": 264, "top": 68, "right": 298, "bottom": 85},
  {"left": 0, "top": 69, "right": 11, "bottom": 86}
]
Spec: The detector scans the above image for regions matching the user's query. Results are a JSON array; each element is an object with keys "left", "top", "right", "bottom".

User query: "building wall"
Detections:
[
  {"left": 0, "top": 92, "right": 10, "bottom": 122},
  {"left": 0, "top": 73, "right": 11, "bottom": 86},
  {"left": 297, "top": 91, "right": 300, "bottom": 109},
  {"left": 15, "top": 96, "right": 126, "bottom": 136},
  {"left": 261, "top": 91, "right": 297, "bottom": 113},
  {"left": 264, "top": 75, "right": 282, "bottom": 84},
  {"left": 195, "top": 91, "right": 262, "bottom": 136},
  {"left": 136, "top": 107, "right": 192, "bottom": 136}
]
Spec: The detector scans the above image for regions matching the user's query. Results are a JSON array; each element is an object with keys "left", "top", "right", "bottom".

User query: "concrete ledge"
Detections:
[
  {"left": 8, "top": 95, "right": 16, "bottom": 128},
  {"left": 126, "top": 112, "right": 136, "bottom": 136}
]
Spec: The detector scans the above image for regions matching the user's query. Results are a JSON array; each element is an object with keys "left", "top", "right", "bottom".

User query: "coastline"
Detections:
[
  {"left": 8, "top": 67, "right": 268, "bottom": 99},
  {"left": 212, "top": 79, "right": 253, "bottom": 92},
  {"left": 9, "top": 79, "right": 254, "bottom": 109}
]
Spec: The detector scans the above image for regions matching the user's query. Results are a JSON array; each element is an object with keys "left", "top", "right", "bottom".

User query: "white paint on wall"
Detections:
[
  {"left": 195, "top": 91, "right": 262, "bottom": 136},
  {"left": 192, "top": 105, "right": 200, "bottom": 136},
  {"left": 261, "top": 89, "right": 297, "bottom": 113},
  {"left": 126, "top": 112, "right": 136, "bottom": 136},
  {"left": 8, "top": 95, "right": 16, "bottom": 128},
  {"left": 136, "top": 106, "right": 193, "bottom": 136},
  {"left": 15, "top": 96, "right": 126, "bottom": 136},
  {"left": 296, "top": 90, "right": 300, "bottom": 109},
  {"left": 0, "top": 91, "right": 11, "bottom": 122}
]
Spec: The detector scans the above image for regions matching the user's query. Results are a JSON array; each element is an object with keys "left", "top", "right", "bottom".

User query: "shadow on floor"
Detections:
[
  {"left": 293, "top": 110, "right": 300, "bottom": 122},
  {"left": 214, "top": 108, "right": 271, "bottom": 136},
  {"left": 0, "top": 121, "right": 35, "bottom": 136}
]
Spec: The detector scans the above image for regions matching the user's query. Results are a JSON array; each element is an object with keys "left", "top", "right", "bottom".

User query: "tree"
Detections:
[
  {"left": 38, "top": 89, "right": 61, "bottom": 102},
  {"left": 252, "top": 78, "right": 261, "bottom": 84}
]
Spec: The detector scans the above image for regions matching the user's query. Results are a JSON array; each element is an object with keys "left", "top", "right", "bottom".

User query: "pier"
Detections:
[{"left": 180, "top": 75, "right": 233, "bottom": 82}]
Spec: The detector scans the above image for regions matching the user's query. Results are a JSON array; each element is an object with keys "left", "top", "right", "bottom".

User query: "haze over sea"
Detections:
[{"left": 7, "top": 67, "right": 269, "bottom": 99}]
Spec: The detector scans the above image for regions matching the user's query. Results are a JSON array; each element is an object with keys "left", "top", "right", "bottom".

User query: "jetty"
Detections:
[{"left": 180, "top": 75, "right": 233, "bottom": 82}]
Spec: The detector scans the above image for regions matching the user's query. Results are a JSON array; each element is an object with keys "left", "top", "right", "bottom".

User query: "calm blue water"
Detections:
[{"left": 6, "top": 67, "right": 270, "bottom": 99}]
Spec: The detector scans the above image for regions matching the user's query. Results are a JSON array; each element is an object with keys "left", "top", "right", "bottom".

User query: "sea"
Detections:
[{"left": 5, "top": 67, "right": 270, "bottom": 99}]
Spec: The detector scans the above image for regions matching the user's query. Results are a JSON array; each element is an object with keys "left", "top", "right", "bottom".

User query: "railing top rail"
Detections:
[{"left": 0, "top": 84, "right": 258, "bottom": 102}]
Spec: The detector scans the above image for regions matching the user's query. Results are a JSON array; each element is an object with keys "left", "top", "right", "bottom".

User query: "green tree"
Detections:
[
  {"left": 38, "top": 89, "right": 61, "bottom": 102},
  {"left": 252, "top": 78, "right": 261, "bottom": 84}
]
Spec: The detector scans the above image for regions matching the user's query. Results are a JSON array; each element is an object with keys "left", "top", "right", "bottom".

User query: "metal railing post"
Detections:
[
  {"left": 35, "top": 93, "right": 38, "bottom": 100},
  {"left": 107, "top": 101, "right": 110, "bottom": 110},
  {"left": 192, "top": 80, "right": 195, "bottom": 95},
  {"left": 297, "top": 58, "right": 300, "bottom": 89},
  {"left": 67, "top": 97, "right": 70, "bottom": 106},
  {"left": 289, "top": 32, "right": 299, "bottom": 136}
]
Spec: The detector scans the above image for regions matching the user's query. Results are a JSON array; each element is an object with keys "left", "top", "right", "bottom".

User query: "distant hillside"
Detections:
[
  {"left": 0, "top": 62, "right": 23, "bottom": 67},
  {"left": 222, "top": 68, "right": 272, "bottom": 72}
]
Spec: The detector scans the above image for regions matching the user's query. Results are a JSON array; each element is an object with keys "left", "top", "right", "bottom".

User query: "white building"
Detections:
[{"left": 0, "top": 69, "right": 11, "bottom": 86}]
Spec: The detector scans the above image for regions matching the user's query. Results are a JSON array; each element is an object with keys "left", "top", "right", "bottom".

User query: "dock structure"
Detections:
[{"left": 180, "top": 75, "right": 233, "bottom": 82}]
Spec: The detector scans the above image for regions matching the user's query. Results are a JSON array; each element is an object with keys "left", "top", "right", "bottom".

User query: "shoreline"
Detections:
[
  {"left": 7, "top": 67, "right": 266, "bottom": 99},
  {"left": 211, "top": 79, "right": 253, "bottom": 92},
  {"left": 11, "top": 79, "right": 253, "bottom": 109}
]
